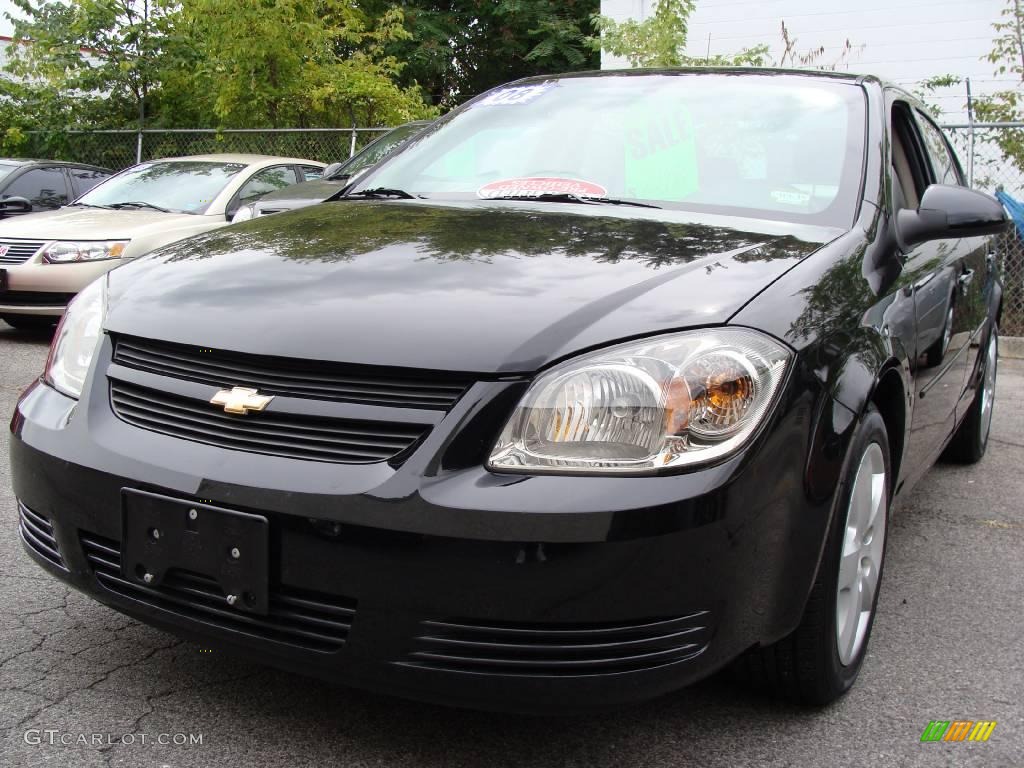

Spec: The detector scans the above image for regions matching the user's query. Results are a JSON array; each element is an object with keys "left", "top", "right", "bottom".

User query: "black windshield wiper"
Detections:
[
  {"left": 107, "top": 201, "right": 172, "bottom": 212},
  {"left": 70, "top": 203, "right": 115, "bottom": 209},
  {"left": 346, "top": 187, "right": 418, "bottom": 200},
  {"left": 487, "top": 193, "right": 661, "bottom": 209}
]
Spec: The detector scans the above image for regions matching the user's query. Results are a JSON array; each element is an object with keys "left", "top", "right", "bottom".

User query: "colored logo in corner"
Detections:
[{"left": 920, "top": 720, "right": 997, "bottom": 742}]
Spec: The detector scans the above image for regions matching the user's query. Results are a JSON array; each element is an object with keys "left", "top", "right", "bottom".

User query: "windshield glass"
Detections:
[
  {"left": 355, "top": 74, "right": 866, "bottom": 227},
  {"left": 333, "top": 123, "right": 426, "bottom": 180},
  {"left": 77, "top": 161, "right": 246, "bottom": 214},
  {"left": 0, "top": 162, "right": 19, "bottom": 182}
]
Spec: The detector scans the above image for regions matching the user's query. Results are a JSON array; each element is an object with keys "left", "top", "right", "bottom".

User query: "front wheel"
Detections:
[
  {"left": 733, "top": 404, "right": 891, "bottom": 704},
  {"left": 944, "top": 325, "right": 998, "bottom": 464}
]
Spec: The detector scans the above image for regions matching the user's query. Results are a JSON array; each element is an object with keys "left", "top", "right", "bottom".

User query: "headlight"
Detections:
[
  {"left": 231, "top": 205, "right": 255, "bottom": 223},
  {"left": 44, "top": 277, "right": 106, "bottom": 399},
  {"left": 41, "top": 240, "right": 129, "bottom": 263},
  {"left": 488, "top": 328, "right": 792, "bottom": 474}
]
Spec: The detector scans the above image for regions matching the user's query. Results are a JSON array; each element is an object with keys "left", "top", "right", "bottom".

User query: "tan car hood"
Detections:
[{"left": 0, "top": 206, "right": 220, "bottom": 240}]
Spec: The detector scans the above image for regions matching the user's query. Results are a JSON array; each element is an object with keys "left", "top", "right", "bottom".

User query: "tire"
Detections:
[
  {"left": 944, "top": 324, "right": 998, "bottom": 464},
  {"left": 733, "top": 404, "right": 891, "bottom": 705},
  {"left": 1, "top": 314, "right": 58, "bottom": 331}
]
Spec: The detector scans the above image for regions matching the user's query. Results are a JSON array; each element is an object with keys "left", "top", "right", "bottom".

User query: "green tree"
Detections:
[
  {"left": 166, "top": 0, "right": 436, "bottom": 128},
  {"left": 974, "top": 0, "right": 1024, "bottom": 173},
  {"left": 592, "top": 0, "right": 768, "bottom": 68},
  {"left": 6, "top": 0, "right": 178, "bottom": 129},
  {"left": 361, "top": 0, "right": 599, "bottom": 109}
]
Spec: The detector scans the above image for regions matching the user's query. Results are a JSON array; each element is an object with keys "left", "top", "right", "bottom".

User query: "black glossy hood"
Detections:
[{"left": 105, "top": 201, "right": 837, "bottom": 374}]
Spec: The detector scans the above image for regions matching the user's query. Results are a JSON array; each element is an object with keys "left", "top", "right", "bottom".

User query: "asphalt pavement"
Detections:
[{"left": 1, "top": 325, "right": 1022, "bottom": 768}]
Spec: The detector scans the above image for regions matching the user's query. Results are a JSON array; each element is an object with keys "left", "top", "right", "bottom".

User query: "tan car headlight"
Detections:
[
  {"left": 487, "top": 328, "right": 792, "bottom": 474},
  {"left": 41, "top": 240, "right": 129, "bottom": 263}
]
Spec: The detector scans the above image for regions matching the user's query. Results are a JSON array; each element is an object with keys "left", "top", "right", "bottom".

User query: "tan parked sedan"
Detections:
[{"left": 0, "top": 153, "right": 326, "bottom": 329}]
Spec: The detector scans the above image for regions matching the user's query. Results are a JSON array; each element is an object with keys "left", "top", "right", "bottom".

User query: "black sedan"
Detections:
[
  {"left": 0, "top": 158, "right": 112, "bottom": 218},
  {"left": 10, "top": 69, "right": 1006, "bottom": 712}
]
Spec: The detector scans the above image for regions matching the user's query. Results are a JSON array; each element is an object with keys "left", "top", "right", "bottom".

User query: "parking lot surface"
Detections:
[{"left": 1, "top": 326, "right": 1022, "bottom": 768}]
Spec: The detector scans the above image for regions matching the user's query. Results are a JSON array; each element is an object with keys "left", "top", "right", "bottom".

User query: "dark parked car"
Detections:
[
  {"left": 11, "top": 70, "right": 1006, "bottom": 712},
  {"left": 0, "top": 159, "right": 112, "bottom": 218},
  {"left": 230, "top": 121, "right": 430, "bottom": 222}
]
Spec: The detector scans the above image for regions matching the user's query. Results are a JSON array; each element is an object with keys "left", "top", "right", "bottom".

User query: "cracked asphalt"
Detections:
[{"left": 1, "top": 325, "right": 1022, "bottom": 768}]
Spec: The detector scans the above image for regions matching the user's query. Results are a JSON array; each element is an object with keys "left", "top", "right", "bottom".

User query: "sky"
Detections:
[
  {"left": 602, "top": 0, "right": 1010, "bottom": 123},
  {"left": 1, "top": 0, "right": 1013, "bottom": 123}
]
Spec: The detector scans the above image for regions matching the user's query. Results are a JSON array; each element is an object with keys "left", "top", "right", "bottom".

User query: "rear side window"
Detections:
[
  {"left": 915, "top": 112, "right": 964, "bottom": 186},
  {"left": 3, "top": 167, "right": 69, "bottom": 209},
  {"left": 70, "top": 167, "right": 113, "bottom": 197}
]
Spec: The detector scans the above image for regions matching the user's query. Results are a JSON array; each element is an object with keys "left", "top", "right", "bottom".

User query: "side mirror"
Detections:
[
  {"left": 896, "top": 184, "right": 1008, "bottom": 250},
  {"left": 0, "top": 196, "right": 32, "bottom": 216},
  {"left": 322, "top": 162, "right": 345, "bottom": 179}
]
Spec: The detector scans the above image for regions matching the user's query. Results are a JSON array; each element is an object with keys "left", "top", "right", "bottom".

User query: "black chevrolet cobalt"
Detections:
[{"left": 11, "top": 70, "right": 1007, "bottom": 712}]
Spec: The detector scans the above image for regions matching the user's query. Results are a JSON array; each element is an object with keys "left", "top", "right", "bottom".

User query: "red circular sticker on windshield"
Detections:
[{"left": 477, "top": 177, "right": 608, "bottom": 199}]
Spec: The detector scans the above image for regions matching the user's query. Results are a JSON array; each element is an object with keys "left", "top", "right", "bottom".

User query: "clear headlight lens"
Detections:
[
  {"left": 44, "top": 277, "right": 106, "bottom": 399},
  {"left": 488, "top": 328, "right": 791, "bottom": 474},
  {"left": 41, "top": 240, "right": 129, "bottom": 263}
]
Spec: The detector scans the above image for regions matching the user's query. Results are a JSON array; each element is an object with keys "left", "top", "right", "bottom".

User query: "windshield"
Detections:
[
  {"left": 355, "top": 74, "right": 866, "bottom": 227},
  {"left": 77, "top": 161, "right": 246, "bottom": 214},
  {"left": 332, "top": 123, "right": 426, "bottom": 180},
  {"left": 0, "top": 162, "right": 18, "bottom": 182}
]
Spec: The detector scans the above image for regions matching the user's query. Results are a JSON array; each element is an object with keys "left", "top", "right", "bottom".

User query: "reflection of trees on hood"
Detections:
[{"left": 156, "top": 202, "right": 823, "bottom": 272}]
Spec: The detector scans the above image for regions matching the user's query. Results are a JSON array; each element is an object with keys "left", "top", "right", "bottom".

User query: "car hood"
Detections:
[
  {"left": 253, "top": 179, "right": 346, "bottom": 210},
  {"left": 106, "top": 201, "right": 839, "bottom": 374},
  {"left": 0, "top": 206, "right": 217, "bottom": 239}
]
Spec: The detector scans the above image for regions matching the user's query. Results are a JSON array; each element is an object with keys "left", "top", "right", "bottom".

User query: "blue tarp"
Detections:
[{"left": 996, "top": 190, "right": 1024, "bottom": 240}]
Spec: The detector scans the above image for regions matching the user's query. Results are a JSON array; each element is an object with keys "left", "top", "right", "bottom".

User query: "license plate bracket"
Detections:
[{"left": 121, "top": 489, "right": 269, "bottom": 615}]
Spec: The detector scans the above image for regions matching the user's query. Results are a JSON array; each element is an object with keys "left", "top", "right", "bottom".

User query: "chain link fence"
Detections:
[
  {"left": 19, "top": 127, "right": 393, "bottom": 172},
  {"left": 946, "top": 124, "right": 1024, "bottom": 335}
]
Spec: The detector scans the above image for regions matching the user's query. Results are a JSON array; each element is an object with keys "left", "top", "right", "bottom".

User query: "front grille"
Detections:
[
  {"left": 109, "top": 379, "right": 427, "bottom": 464},
  {"left": 112, "top": 335, "right": 471, "bottom": 410},
  {"left": 0, "top": 238, "right": 46, "bottom": 265},
  {"left": 0, "top": 290, "right": 74, "bottom": 308},
  {"left": 399, "top": 612, "right": 713, "bottom": 677},
  {"left": 81, "top": 531, "right": 356, "bottom": 652},
  {"left": 18, "top": 502, "right": 65, "bottom": 569}
]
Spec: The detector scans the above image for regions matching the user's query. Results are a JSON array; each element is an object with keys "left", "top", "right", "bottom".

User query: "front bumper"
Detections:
[
  {"left": 0, "top": 258, "right": 121, "bottom": 316},
  {"left": 10, "top": 344, "right": 853, "bottom": 712}
]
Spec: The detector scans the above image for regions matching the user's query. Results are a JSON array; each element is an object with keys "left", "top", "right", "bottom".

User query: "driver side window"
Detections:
[{"left": 890, "top": 102, "right": 930, "bottom": 212}]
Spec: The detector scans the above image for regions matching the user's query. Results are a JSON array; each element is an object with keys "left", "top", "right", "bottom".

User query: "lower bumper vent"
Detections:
[
  {"left": 80, "top": 531, "right": 356, "bottom": 652},
  {"left": 18, "top": 502, "right": 66, "bottom": 570},
  {"left": 399, "top": 612, "right": 712, "bottom": 677}
]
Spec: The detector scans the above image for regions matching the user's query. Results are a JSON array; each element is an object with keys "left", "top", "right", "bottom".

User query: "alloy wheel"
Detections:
[{"left": 835, "top": 442, "right": 887, "bottom": 666}]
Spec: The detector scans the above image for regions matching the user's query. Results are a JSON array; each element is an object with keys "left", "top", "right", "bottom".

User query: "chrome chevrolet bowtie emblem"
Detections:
[{"left": 210, "top": 387, "right": 274, "bottom": 415}]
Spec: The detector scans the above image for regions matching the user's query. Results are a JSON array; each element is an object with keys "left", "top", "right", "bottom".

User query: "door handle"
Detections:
[{"left": 957, "top": 269, "right": 975, "bottom": 294}]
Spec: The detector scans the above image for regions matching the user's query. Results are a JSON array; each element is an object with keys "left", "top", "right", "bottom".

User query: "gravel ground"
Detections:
[{"left": 1, "top": 325, "right": 1022, "bottom": 768}]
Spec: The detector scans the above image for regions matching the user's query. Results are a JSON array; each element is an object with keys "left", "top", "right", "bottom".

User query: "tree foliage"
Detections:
[
  {"left": 974, "top": 0, "right": 1024, "bottom": 173},
  {"left": 360, "top": 0, "right": 599, "bottom": 109},
  {"left": 165, "top": 0, "right": 435, "bottom": 127},
  {"left": 592, "top": 0, "right": 768, "bottom": 68}
]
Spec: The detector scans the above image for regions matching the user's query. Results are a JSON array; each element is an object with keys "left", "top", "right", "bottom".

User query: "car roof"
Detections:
[
  {"left": 0, "top": 158, "right": 111, "bottom": 171},
  {"left": 147, "top": 153, "right": 326, "bottom": 167},
  {"left": 509, "top": 66, "right": 891, "bottom": 89}
]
